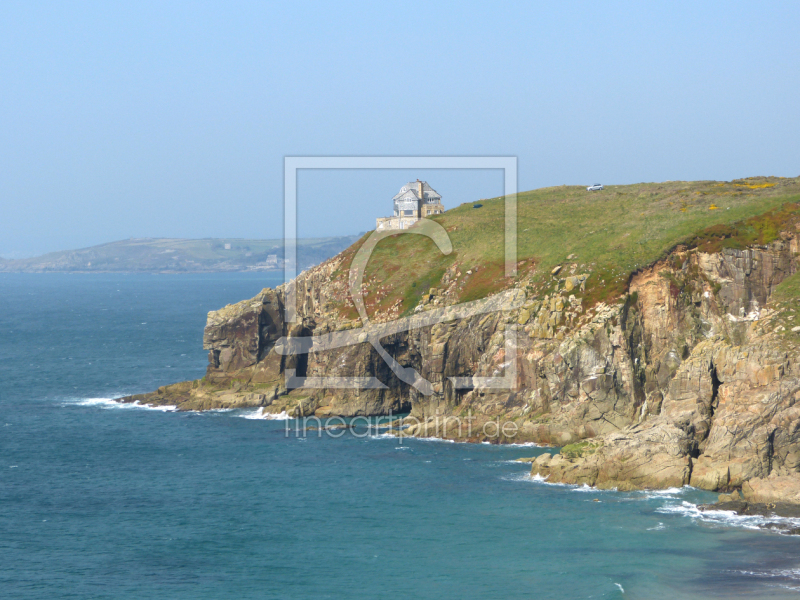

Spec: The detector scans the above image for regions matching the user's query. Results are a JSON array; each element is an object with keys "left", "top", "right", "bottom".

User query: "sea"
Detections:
[{"left": 3, "top": 272, "right": 800, "bottom": 599}]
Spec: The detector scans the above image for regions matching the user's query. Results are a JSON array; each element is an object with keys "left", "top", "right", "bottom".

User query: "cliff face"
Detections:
[
  {"left": 532, "top": 233, "right": 800, "bottom": 499},
  {"left": 123, "top": 220, "right": 800, "bottom": 500}
]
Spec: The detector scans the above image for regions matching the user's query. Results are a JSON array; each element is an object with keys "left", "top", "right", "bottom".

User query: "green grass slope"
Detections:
[{"left": 331, "top": 176, "right": 800, "bottom": 319}]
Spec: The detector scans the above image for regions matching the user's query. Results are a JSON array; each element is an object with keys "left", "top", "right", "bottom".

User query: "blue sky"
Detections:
[{"left": 1, "top": 1, "right": 799, "bottom": 256}]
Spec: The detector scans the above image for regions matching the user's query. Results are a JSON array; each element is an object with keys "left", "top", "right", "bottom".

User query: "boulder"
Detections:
[{"left": 742, "top": 475, "right": 800, "bottom": 504}]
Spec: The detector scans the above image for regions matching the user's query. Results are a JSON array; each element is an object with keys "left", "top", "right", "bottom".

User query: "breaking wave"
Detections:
[
  {"left": 63, "top": 397, "right": 177, "bottom": 412},
  {"left": 656, "top": 500, "right": 800, "bottom": 533},
  {"left": 238, "top": 408, "right": 292, "bottom": 420}
]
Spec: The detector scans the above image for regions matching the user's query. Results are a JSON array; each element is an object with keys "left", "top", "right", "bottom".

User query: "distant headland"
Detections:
[{"left": 0, "top": 236, "right": 361, "bottom": 274}]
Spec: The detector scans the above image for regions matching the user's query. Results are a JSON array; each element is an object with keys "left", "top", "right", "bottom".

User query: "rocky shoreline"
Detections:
[
  {"left": 698, "top": 487, "right": 800, "bottom": 535},
  {"left": 122, "top": 207, "right": 800, "bottom": 505}
]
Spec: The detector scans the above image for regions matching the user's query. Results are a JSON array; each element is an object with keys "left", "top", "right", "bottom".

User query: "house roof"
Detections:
[
  {"left": 394, "top": 190, "right": 419, "bottom": 204},
  {"left": 392, "top": 181, "right": 441, "bottom": 202}
]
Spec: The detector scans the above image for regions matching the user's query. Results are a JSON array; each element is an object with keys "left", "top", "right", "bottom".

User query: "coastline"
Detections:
[
  {"left": 71, "top": 393, "right": 800, "bottom": 537},
  {"left": 120, "top": 187, "right": 800, "bottom": 509}
]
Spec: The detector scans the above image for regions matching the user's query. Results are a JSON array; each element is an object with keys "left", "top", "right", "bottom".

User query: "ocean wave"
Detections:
[
  {"left": 527, "top": 473, "right": 589, "bottom": 489},
  {"left": 656, "top": 500, "right": 800, "bottom": 533},
  {"left": 503, "top": 441, "right": 543, "bottom": 448},
  {"left": 370, "top": 433, "right": 458, "bottom": 444},
  {"left": 730, "top": 567, "right": 800, "bottom": 581},
  {"left": 64, "top": 397, "right": 177, "bottom": 412},
  {"left": 237, "top": 408, "right": 292, "bottom": 420},
  {"left": 504, "top": 472, "right": 562, "bottom": 486},
  {"left": 509, "top": 471, "right": 690, "bottom": 498},
  {"left": 726, "top": 568, "right": 800, "bottom": 591},
  {"left": 572, "top": 483, "right": 602, "bottom": 493},
  {"left": 507, "top": 472, "right": 621, "bottom": 493},
  {"left": 369, "top": 433, "right": 398, "bottom": 440},
  {"left": 506, "top": 469, "right": 800, "bottom": 536},
  {"left": 367, "top": 433, "right": 471, "bottom": 445},
  {"left": 624, "top": 486, "right": 688, "bottom": 501},
  {"left": 643, "top": 487, "right": 685, "bottom": 496}
]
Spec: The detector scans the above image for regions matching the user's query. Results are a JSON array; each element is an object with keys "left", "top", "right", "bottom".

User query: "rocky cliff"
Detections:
[
  {"left": 122, "top": 192, "right": 800, "bottom": 502},
  {"left": 530, "top": 231, "right": 800, "bottom": 502}
]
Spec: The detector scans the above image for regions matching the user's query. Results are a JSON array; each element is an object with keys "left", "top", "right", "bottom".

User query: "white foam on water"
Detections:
[
  {"left": 64, "top": 397, "right": 177, "bottom": 412},
  {"left": 507, "top": 472, "right": 621, "bottom": 493},
  {"left": 415, "top": 436, "right": 456, "bottom": 444},
  {"left": 645, "top": 487, "right": 684, "bottom": 496},
  {"left": 656, "top": 500, "right": 800, "bottom": 533},
  {"left": 630, "top": 486, "right": 687, "bottom": 501},
  {"left": 473, "top": 440, "right": 543, "bottom": 447},
  {"left": 499, "top": 472, "right": 529, "bottom": 483},
  {"left": 728, "top": 568, "right": 800, "bottom": 590},
  {"left": 505, "top": 466, "right": 800, "bottom": 537},
  {"left": 608, "top": 486, "right": 694, "bottom": 504},
  {"left": 367, "top": 421, "right": 405, "bottom": 431},
  {"left": 503, "top": 441, "right": 543, "bottom": 448},
  {"left": 513, "top": 472, "right": 575, "bottom": 488},
  {"left": 237, "top": 408, "right": 292, "bottom": 420},
  {"left": 614, "top": 582, "right": 624, "bottom": 593},
  {"left": 129, "top": 400, "right": 178, "bottom": 411},
  {"left": 369, "top": 433, "right": 473, "bottom": 445},
  {"left": 572, "top": 483, "right": 598, "bottom": 493},
  {"left": 732, "top": 568, "right": 800, "bottom": 579}
]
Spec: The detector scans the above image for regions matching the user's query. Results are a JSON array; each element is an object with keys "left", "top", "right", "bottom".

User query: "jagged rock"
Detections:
[
  {"left": 718, "top": 490, "right": 741, "bottom": 503},
  {"left": 532, "top": 420, "right": 693, "bottom": 490},
  {"left": 563, "top": 274, "right": 588, "bottom": 293}
]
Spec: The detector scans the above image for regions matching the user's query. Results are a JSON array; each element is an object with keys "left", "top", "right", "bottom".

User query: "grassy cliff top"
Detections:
[{"left": 329, "top": 176, "right": 800, "bottom": 320}]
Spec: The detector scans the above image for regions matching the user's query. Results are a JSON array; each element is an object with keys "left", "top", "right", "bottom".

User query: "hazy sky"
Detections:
[{"left": 2, "top": 1, "right": 798, "bottom": 257}]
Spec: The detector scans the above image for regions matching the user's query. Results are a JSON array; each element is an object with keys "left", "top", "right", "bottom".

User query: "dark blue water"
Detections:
[{"left": 3, "top": 273, "right": 800, "bottom": 599}]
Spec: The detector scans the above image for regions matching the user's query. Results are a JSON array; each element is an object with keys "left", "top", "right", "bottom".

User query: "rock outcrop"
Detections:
[
  {"left": 530, "top": 237, "right": 800, "bottom": 497},
  {"left": 122, "top": 216, "right": 800, "bottom": 502}
]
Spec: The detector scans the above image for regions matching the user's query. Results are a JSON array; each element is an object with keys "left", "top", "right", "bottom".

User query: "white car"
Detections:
[{"left": 587, "top": 183, "right": 603, "bottom": 191}]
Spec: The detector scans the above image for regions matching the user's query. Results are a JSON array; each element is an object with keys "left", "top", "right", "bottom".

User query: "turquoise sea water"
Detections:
[{"left": 3, "top": 273, "right": 800, "bottom": 599}]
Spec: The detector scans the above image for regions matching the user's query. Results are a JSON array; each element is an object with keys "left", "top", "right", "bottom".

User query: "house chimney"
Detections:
[{"left": 417, "top": 179, "right": 424, "bottom": 201}]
